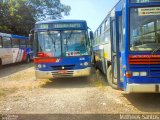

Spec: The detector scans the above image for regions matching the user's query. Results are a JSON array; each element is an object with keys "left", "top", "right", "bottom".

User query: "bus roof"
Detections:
[
  {"left": 12, "top": 34, "right": 28, "bottom": 39},
  {"left": 0, "top": 32, "right": 28, "bottom": 39},
  {"left": 35, "top": 19, "right": 87, "bottom": 24},
  {"left": 0, "top": 32, "right": 11, "bottom": 37}
]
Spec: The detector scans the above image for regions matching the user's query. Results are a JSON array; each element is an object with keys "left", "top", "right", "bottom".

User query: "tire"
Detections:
[
  {"left": 25, "top": 55, "right": 30, "bottom": 63},
  {"left": 107, "top": 65, "right": 118, "bottom": 89}
]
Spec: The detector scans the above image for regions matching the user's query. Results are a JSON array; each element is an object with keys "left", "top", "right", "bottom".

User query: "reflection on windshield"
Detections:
[
  {"left": 37, "top": 30, "right": 90, "bottom": 57},
  {"left": 130, "top": 7, "right": 160, "bottom": 51},
  {"left": 62, "top": 30, "right": 89, "bottom": 56},
  {"left": 38, "top": 31, "right": 61, "bottom": 57}
]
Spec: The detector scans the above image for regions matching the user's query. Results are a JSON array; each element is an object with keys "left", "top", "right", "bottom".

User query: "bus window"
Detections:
[
  {"left": 20, "top": 39, "right": 26, "bottom": 48},
  {"left": 0, "top": 37, "right": 2, "bottom": 48},
  {"left": 3, "top": 37, "right": 11, "bottom": 48},
  {"left": 100, "top": 26, "right": 102, "bottom": 35},
  {"left": 105, "top": 19, "right": 110, "bottom": 29},
  {"left": 104, "top": 29, "right": 110, "bottom": 43},
  {"left": 130, "top": 7, "right": 160, "bottom": 51},
  {"left": 12, "top": 38, "right": 19, "bottom": 48},
  {"left": 102, "top": 23, "right": 105, "bottom": 33},
  {"left": 26, "top": 40, "right": 32, "bottom": 48}
]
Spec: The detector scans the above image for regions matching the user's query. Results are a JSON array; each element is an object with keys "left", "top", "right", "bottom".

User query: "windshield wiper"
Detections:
[
  {"left": 47, "top": 31, "right": 56, "bottom": 52},
  {"left": 152, "top": 46, "right": 160, "bottom": 54}
]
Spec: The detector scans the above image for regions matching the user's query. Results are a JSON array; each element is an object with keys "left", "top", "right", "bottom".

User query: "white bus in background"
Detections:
[{"left": 0, "top": 32, "right": 33, "bottom": 67}]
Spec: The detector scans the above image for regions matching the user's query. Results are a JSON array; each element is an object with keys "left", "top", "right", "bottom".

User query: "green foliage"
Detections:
[
  {"left": 27, "top": 0, "right": 71, "bottom": 20},
  {"left": 0, "top": 0, "right": 71, "bottom": 36}
]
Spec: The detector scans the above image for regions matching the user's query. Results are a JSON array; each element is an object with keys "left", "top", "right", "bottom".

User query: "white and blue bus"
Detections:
[
  {"left": 0, "top": 32, "right": 33, "bottom": 67},
  {"left": 93, "top": 0, "right": 160, "bottom": 93},
  {"left": 32, "top": 20, "right": 93, "bottom": 79}
]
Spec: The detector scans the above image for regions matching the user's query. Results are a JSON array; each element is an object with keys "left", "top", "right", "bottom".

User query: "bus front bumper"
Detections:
[
  {"left": 35, "top": 67, "right": 91, "bottom": 79},
  {"left": 126, "top": 84, "right": 160, "bottom": 93}
]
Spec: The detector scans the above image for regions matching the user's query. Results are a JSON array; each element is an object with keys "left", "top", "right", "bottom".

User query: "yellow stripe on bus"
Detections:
[{"left": 104, "top": 52, "right": 108, "bottom": 59}]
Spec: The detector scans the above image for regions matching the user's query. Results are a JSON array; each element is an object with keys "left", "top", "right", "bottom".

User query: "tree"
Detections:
[
  {"left": 27, "top": 0, "right": 71, "bottom": 21},
  {"left": 0, "top": 0, "right": 71, "bottom": 35}
]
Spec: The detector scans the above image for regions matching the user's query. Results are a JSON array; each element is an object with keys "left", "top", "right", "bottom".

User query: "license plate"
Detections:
[{"left": 58, "top": 70, "right": 67, "bottom": 74}]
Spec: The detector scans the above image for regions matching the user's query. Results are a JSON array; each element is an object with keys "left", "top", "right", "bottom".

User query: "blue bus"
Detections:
[
  {"left": 93, "top": 0, "right": 160, "bottom": 93},
  {"left": 0, "top": 32, "right": 33, "bottom": 67},
  {"left": 32, "top": 20, "right": 93, "bottom": 79}
]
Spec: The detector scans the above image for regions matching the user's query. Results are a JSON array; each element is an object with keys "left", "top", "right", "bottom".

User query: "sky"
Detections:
[{"left": 61, "top": 0, "right": 119, "bottom": 32}]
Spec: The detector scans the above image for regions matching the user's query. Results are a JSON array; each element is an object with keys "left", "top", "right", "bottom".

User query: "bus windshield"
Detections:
[
  {"left": 62, "top": 30, "right": 89, "bottom": 56},
  {"left": 130, "top": 7, "right": 160, "bottom": 51},
  {"left": 37, "top": 31, "right": 61, "bottom": 57},
  {"left": 37, "top": 30, "right": 90, "bottom": 57}
]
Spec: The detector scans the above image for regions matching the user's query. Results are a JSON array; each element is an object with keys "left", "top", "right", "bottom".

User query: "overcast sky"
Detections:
[{"left": 61, "top": 0, "right": 119, "bottom": 31}]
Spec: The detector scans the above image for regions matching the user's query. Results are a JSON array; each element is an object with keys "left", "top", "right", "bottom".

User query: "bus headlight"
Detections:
[
  {"left": 80, "top": 63, "right": 83, "bottom": 66},
  {"left": 140, "top": 72, "right": 147, "bottom": 76},
  {"left": 84, "top": 62, "right": 88, "bottom": 66},
  {"left": 43, "top": 64, "right": 46, "bottom": 68},
  {"left": 37, "top": 64, "right": 42, "bottom": 68}
]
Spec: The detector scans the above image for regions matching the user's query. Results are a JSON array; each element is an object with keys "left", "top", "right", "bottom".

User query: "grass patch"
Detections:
[{"left": 0, "top": 88, "right": 17, "bottom": 98}]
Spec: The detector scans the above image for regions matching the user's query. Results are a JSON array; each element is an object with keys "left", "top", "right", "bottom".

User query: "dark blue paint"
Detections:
[{"left": 36, "top": 56, "right": 91, "bottom": 71}]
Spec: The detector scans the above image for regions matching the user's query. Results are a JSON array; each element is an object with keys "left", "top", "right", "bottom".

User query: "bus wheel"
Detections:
[
  {"left": 25, "top": 55, "right": 30, "bottom": 63},
  {"left": 107, "top": 65, "right": 118, "bottom": 89}
]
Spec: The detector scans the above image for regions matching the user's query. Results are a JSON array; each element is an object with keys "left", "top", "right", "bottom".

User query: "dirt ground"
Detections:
[{"left": 0, "top": 63, "right": 160, "bottom": 119}]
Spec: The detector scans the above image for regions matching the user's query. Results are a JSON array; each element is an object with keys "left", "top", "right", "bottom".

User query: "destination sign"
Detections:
[
  {"left": 138, "top": 7, "right": 160, "bottom": 16},
  {"left": 36, "top": 23, "right": 82, "bottom": 29},
  {"left": 130, "top": 0, "right": 160, "bottom": 3}
]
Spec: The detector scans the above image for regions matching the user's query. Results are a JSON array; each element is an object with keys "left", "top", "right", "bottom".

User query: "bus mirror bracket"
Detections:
[
  {"left": 29, "top": 29, "right": 34, "bottom": 42},
  {"left": 89, "top": 31, "right": 94, "bottom": 40},
  {"left": 29, "top": 33, "right": 33, "bottom": 42}
]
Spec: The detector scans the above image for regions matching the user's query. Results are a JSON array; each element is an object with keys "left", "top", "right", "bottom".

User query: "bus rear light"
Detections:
[
  {"left": 126, "top": 71, "right": 132, "bottom": 78},
  {"left": 140, "top": 72, "right": 147, "bottom": 76},
  {"left": 132, "top": 72, "right": 139, "bottom": 76},
  {"left": 132, "top": 71, "right": 147, "bottom": 77}
]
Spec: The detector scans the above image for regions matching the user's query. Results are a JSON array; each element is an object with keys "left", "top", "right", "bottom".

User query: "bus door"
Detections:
[{"left": 110, "top": 11, "right": 123, "bottom": 89}]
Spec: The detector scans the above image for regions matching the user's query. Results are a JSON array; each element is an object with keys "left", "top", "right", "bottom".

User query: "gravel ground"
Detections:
[{"left": 0, "top": 63, "right": 160, "bottom": 119}]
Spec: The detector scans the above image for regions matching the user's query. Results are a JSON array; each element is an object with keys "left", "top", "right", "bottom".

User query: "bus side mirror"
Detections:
[
  {"left": 89, "top": 31, "right": 94, "bottom": 40},
  {"left": 29, "top": 34, "right": 33, "bottom": 42}
]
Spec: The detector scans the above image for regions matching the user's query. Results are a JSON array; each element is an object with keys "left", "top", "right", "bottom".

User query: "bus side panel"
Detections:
[
  {"left": 12, "top": 48, "right": 24, "bottom": 63},
  {"left": 12, "top": 48, "right": 19, "bottom": 63},
  {"left": 93, "top": 41, "right": 111, "bottom": 74},
  {"left": 16, "top": 49, "right": 24, "bottom": 62},
  {"left": 103, "top": 42, "right": 111, "bottom": 62},
  {"left": 0, "top": 48, "right": 13, "bottom": 65},
  {"left": 103, "top": 42, "right": 111, "bottom": 73}
]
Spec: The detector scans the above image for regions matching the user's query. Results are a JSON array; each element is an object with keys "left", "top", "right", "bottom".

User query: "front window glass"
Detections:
[
  {"left": 20, "top": 39, "right": 26, "bottom": 48},
  {"left": 12, "top": 38, "right": 19, "bottom": 48},
  {"left": 37, "top": 31, "right": 61, "bottom": 57},
  {"left": 62, "top": 30, "right": 90, "bottom": 56},
  {"left": 3, "top": 37, "right": 11, "bottom": 48},
  {"left": 130, "top": 7, "right": 160, "bottom": 51},
  {"left": 26, "top": 40, "right": 32, "bottom": 48}
]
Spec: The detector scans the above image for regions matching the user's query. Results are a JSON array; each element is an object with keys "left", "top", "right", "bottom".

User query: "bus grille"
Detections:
[
  {"left": 51, "top": 65, "right": 75, "bottom": 70},
  {"left": 51, "top": 71, "right": 74, "bottom": 77},
  {"left": 129, "top": 55, "right": 160, "bottom": 77}
]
